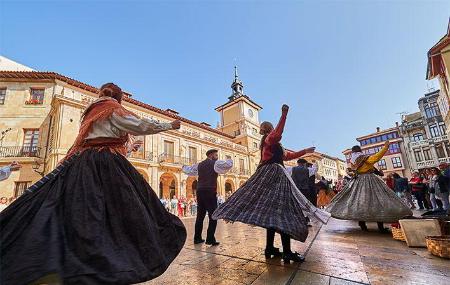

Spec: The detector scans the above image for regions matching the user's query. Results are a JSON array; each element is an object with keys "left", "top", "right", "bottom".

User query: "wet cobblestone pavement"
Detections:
[{"left": 141, "top": 217, "right": 450, "bottom": 285}]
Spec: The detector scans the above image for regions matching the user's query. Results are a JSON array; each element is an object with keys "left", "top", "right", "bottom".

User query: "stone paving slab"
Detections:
[{"left": 140, "top": 217, "right": 449, "bottom": 285}]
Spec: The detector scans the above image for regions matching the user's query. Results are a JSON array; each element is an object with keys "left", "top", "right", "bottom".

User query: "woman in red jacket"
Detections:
[{"left": 213, "top": 104, "right": 330, "bottom": 263}]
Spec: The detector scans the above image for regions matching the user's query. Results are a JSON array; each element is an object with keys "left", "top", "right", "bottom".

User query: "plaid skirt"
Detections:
[
  {"left": 326, "top": 173, "right": 413, "bottom": 222},
  {"left": 212, "top": 163, "right": 330, "bottom": 242}
]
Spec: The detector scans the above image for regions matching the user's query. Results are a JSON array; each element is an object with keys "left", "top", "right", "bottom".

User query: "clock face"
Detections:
[{"left": 247, "top": 109, "right": 254, "bottom": 118}]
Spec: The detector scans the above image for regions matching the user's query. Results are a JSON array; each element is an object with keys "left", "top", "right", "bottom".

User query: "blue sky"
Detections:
[{"left": 1, "top": 1, "right": 449, "bottom": 158}]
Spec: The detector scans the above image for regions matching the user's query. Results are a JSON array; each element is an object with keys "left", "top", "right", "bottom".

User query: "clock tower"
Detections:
[{"left": 215, "top": 67, "right": 262, "bottom": 169}]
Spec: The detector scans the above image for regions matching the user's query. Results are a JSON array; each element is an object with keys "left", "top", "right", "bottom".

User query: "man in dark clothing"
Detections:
[
  {"left": 182, "top": 149, "right": 233, "bottom": 246},
  {"left": 291, "top": 159, "right": 317, "bottom": 206}
]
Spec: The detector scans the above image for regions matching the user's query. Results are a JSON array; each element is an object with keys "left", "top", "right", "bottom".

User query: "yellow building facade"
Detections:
[
  {"left": 0, "top": 61, "right": 261, "bottom": 200},
  {"left": 427, "top": 20, "right": 450, "bottom": 139}
]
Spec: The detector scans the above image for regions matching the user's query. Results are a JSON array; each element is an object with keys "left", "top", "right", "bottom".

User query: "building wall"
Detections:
[
  {"left": 400, "top": 92, "right": 450, "bottom": 173},
  {"left": 343, "top": 127, "right": 411, "bottom": 178},
  {"left": 0, "top": 79, "right": 257, "bottom": 200}
]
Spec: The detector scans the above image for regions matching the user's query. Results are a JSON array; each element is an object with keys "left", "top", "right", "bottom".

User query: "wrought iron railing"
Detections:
[
  {"left": 129, "top": 151, "right": 154, "bottom": 161},
  {"left": 0, "top": 146, "right": 40, "bottom": 158},
  {"left": 158, "top": 154, "right": 193, "bottom": 165}
]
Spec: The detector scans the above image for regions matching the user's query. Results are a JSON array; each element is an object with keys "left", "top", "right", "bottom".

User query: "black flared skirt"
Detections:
[{"left": 0, "top": 150, "right": 186, "bottom": 285}]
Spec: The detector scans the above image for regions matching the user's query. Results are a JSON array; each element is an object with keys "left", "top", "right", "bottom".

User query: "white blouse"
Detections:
[
  {"left": 0, "top": 166, "right": 11, "bottom": 182},
  {"left": 182, "top": 159, "right": 234, "bottom": 176},
  {"left": 86, "top": 113, "right": 173, "bottom": 139}
]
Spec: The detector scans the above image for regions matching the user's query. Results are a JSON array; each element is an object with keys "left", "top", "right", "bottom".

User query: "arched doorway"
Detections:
[
  {"left": 136, "top": 168, "right": 149, "bottom": 182},
  {"left": 160, "top": 173, "right": 178, "bottom": 199},
  {"left": 186, "top": 177, "right": 198, "bottom": 199},
  {"left": 225, "top": 179, "right": 235, "bottom": 199}
]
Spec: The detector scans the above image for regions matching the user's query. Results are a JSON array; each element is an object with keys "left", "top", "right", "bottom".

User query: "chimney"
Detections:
[
  {"left": 376, "top": 127, "right": 380, "bottom": 132},
  {"left": 165, "top": 108, "right": 179, "bottom": 115}
]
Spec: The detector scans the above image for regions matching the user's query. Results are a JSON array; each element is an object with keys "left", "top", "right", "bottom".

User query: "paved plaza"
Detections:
[{"left": 142, "top": 216, "right": 449, "bottom": 285}]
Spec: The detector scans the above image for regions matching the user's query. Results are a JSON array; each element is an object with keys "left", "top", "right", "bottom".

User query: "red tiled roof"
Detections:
[{"left": 0, "top": 71, "right": 235, "bottom": 139}]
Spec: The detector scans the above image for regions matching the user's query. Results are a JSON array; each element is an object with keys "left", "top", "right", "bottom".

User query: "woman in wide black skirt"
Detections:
[
  {"left": 0, "top": 83, "right": 186, "bottom": 285},
  {"left": 212, "top": 104, "right": 330, "bottom": 263}
]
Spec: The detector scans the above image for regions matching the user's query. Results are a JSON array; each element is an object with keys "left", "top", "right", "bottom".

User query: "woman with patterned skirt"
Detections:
[
  {"left": 326, "top": 141, "right": 413, "bottom": 232},
  {"left": 212, "top": 104, "right": 330, "bottom": 263},
  {"left": 0, "top": 83, "right": 187, "bottom": 285}
]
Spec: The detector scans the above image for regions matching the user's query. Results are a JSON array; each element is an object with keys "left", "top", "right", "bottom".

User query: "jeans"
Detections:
[
  {"left": 413, "top": 191, "right": 428, "bottom": 209},
  {"left": 430, "top": 193, "right": 438, "bottom": 210}
]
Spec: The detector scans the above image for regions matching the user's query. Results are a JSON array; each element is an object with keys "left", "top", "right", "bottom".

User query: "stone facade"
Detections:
[
  {"left": 400, "top": 90, "right": 450, "bottom": 172},
  {"left": 0, "top": 61, "right": 260, "bottom": 200}
]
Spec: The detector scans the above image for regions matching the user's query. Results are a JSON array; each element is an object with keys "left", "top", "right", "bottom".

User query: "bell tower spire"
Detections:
[{"left": 229, "top": 66, "right": 244, "bottom": 101}]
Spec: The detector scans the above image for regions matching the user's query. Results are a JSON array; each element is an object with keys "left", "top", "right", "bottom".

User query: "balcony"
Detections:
[
  {"left": 410, "top": 140, "right": 429, "bottom": 148},
  {"left": 25, "top": 99, "right": 44, "bottom": 105},
  {"left": 129, "top": 151, "right": 154, "bottom": 162},
  {"left": 0, "top": 146, "right": 40, "bottom": 158},
  {"left": 429, "top": 135, "right": 448, "bottom": 144},
  {"left": 158, "top": 154, "right": 194, "bottom": 166},
  {"left": 438, "top": 157, "right": 450, "bottom": 164},
  {"left": 417, "top": 160, "right": 437, "bottom": 169},
  {"left": 239, "top": 169, "right": 251, "bottom": 176}
]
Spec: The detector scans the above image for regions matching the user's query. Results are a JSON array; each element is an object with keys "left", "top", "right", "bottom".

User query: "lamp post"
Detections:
[
  {"left": 0, "top": 128, "right": 12, "bottom": 147},
  {"left": 32, "top": 159, "right": 45, "bottom": 177}
]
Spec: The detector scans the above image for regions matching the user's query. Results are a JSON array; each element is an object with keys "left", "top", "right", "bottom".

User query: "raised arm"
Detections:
[
  {"left": 111, "top": 113, "right": 180, "bottom": 136},
  {"left": 308, "top": 164, "right": 318, "bottom": 177},
  {"left": 265, "top": 105, "right": 289, "bottom": 145},
  {"left": 283, "top": 147, "right": 315, "bottom": 161},
  {"left": 182, "top": 164, "right": 199, "bottom": 176},
  {"left": 0, "top": 166, "right": 11, "bottom": 182},
  {"left": 214, "top": 159, "right": 234, "bottom": 174},
  {"left": 366, "top": 141, "right": 390, "bottom": 164}
]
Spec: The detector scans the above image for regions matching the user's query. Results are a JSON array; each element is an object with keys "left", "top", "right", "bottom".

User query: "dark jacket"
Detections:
[
  {"left": 437, "top": 174, "right": 449, "bottom": 193},
  {"left": 197, "top": 159, "right": 218, "bottom": 191},
  {"left": 394, "top": 177, "right": 408, "bottom": 193},
  {"left": 291, "top": 166, "right": 310, "bottom": 191}
]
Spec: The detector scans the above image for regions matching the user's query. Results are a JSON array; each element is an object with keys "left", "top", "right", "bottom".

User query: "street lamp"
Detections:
[
  {"left": 32, "top": 159, "right": 45, "bottom": 177},
  {"left": 0, "top": 128, "right": 12, "bottom": 147}
]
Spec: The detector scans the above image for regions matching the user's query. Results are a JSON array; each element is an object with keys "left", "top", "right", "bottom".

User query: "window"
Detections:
[
  {"left": 439, "top": 123, "right": 446, "bottom": 136},
  {"left": 425, "top": 102, "right": 440, "bottom": 118},
  {"left": 253, "top": 142, "right": 258, "bottom": 149},
  {"left": 412, "top": 133, "right": 424, "bottom": 141},
  {"left": 388, "top": 143, "right": 401, "bottom": 154},
  {"left": 239, "top": 159, "right": 245, "bottom": 171},
  {"left": 252, "top": 128, "right": 258, "bottom": 135},
  {"left": 225, "top": 155, "right": 232, "bottom": 160},
  {"left": 0, "top": 88, "right": 6, "bottom": 105},
  {"left": 429, "top": 124, "right": 440, "bottom": 138},
  {"left": 188, "top": 146, "right": 197, "bottom": 164},
  {"left": 423, "top": 149, "right": 432, "bottom": 161},
  {"left": 445, "top": 143, "right": 450, "bottom": 158},
  {"left": 414, "top": 150, "right": 423, "bottom": 162},
  {"left": 378, "top": 159, "right": 387, "bottom": 170},
  {"left": 28, "top": 88, "right": 45, "bottom": 105},
  {"left": 14, "top": 181, "right": 31, "bottom": 197},
  {"left": 436, "top": 144, "right": 446, "bottom": 158},
  {"left": 234, "top": 129, "right": 241, "bottom": 136},
  {"left": 391, "top": 157, "right": 402, "bottom": 168},
  {"left": 163, "top": 140, "right": 174, "bottom": 162},
  {"left": 23, "top": 129, "right": 39, "bottom": 154}
]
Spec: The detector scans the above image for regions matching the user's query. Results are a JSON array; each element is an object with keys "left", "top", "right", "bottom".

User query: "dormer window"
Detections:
[{"left": 26, "top": 88, "right": 45, "bottom": 105}]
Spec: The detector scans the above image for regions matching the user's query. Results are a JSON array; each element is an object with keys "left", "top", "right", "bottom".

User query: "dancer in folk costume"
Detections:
[
  {"left": 0, "top": 83, "right": 186, "bottom": 285},
  {"left": 326, "top": 141, "right": 412, "bottom": 232},
  {"left": 212, "top": 104, "right": 330, "bottom": 263}
]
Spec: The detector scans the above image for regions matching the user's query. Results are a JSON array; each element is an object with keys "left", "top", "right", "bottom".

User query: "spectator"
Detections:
[
  {"left": 393, "top": 173, "right": 414, "bottom": 209},
  {"left": 171, "top": 196, "right": 178, "bottom": 215},
  {"left": 409, "top": 172, "right": 430, "bottom": 210},
  {"left": 0, "top": 197, "right": 8, "bottom": 212},
  {"left": 438, "top": 163, "right": 450, "bottom": 211}
]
